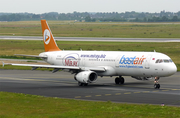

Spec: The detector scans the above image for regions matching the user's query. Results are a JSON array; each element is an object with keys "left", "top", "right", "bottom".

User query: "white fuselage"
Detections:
[{"left": 39, "top": 50, "right": 177, "bottom": 77}]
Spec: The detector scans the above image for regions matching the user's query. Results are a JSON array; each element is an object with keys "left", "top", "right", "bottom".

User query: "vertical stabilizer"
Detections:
[{"left": 41, "top": 20, "right": 61, "bottom": 52}]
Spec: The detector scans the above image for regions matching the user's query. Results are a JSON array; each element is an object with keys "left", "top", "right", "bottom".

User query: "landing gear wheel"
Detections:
[
  {"left": 115, "top": 77, "right": 120, "bottom": 84},
  {"left": 78, "top": 82, "right": 88, "bottom": 86},
  {"left": 154, "top": 84, "right": 160, "bottom": 89},
  {"left": 119, "top": 77, "right": 124, "bottom": 84},
  {"left": 78, "top": 82, "right": 83, "bottom": 86},
  {"left": 115, "top": 77, "right": 124, "bottom": 85},
  {"left": 74, "top": 74, "right": 77, "bottom": 81},
  {"left": 154, "top": 77, "right": 160, "bottom": 89}
]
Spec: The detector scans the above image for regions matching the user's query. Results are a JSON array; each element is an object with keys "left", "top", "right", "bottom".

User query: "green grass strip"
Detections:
[
  {"left": 0, "top": 21, "right": 180, "bottom": 38},
  {"left": 0, "top": 92, "right": 179, "bottom": 118}
]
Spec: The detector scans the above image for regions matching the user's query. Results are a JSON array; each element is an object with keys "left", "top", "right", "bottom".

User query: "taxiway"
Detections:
[
  {"left": 1, "top": 36, "right": 180, "bottom": 42},
  {"left": 0, "top": 70, "right": 179, "bottom": 106}
]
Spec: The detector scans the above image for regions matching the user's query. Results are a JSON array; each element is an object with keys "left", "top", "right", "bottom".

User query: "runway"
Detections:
[
  {"left": 0, "top": 70, "right": 179, "bottom": 106},
  {"left": 1, "top": 36, "right": 180, "bottom": 42}
]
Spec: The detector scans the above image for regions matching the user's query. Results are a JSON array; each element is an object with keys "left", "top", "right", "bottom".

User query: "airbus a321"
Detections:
[{"left": 4, "top": 20, "right": 177, "bottom": 89}]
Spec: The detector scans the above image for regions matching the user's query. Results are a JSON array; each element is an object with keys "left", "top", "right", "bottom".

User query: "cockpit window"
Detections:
[
  {"left": 159, "top": 59, "right": 163, "bottom": 63},
  {"left": 155, "top": 59, "right": 159, "bottom": 63},
  {"left": 155, "top": 59, "right": 173, "bottom": 63},
  {"left": 163, "top": 59, "right": 169, "bottom": 63}
]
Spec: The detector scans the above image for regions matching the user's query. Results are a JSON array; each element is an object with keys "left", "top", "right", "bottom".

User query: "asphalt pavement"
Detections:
[
  {"left": 0, "top": 70, "right": 179, "bottom": 106},
  {"left": 1, "top": 36, "right": 180, "bottom": 42}
]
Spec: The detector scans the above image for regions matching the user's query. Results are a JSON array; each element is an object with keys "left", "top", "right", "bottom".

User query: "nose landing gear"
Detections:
[{"left": 154, "top": 77, "right": 160, "bottom": 89}]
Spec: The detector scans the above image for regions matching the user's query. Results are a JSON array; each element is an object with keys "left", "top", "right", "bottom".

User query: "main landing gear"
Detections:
[
  {"left": 78, "top": 82, "right": 88, "bottom": 86},
  {"left": 115, "top": 76, "right": 124, "bottom": 85},
  {"left": 154, "top": 77, "right": 160, "bottom": 89}
]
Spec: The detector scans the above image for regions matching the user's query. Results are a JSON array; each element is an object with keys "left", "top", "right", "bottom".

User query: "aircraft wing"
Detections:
[{"left": 3, "top": 63, "right": 105, "bottom": 72}]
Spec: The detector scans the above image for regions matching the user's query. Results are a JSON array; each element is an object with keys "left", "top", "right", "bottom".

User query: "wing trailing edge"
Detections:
[{"left": 3, "top": 63, "right": 105, "bottom": 72}]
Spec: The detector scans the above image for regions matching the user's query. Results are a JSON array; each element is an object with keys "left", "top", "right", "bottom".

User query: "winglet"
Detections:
[
  {"left": 2, "top": 62, "right": 12, "bottom": 67},
  {"left": 41, "top": 20, "right": 61, "bottom": 52}
]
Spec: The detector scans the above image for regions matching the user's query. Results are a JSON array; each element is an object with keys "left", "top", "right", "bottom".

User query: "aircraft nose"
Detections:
[{"left": 168, "top": 63, "right": 177, "bottom": 75}]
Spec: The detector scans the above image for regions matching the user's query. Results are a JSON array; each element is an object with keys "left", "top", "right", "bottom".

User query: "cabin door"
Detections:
[
  {"left": 115, "top": 55, "right": 122, "bottom": 67},
  {"left": 144, "top": 55, "right": 152, "bottom": 69}
]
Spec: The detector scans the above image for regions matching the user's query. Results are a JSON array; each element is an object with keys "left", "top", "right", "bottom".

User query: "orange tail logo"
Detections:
[{"left": 41, "top": 20, "right": 61, "bottom": 52}]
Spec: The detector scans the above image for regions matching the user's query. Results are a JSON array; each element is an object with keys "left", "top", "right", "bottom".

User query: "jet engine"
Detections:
[
  {"left": 131, "top": 76, "right": 153, "bottom": 80},
  {"left": 75, "top": 71, "right": 98, "bottom": 83}
]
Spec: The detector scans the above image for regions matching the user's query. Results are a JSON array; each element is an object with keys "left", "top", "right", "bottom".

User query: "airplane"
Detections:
[{"left": 3, "top": 20, "right": 177, "bottom": 89}]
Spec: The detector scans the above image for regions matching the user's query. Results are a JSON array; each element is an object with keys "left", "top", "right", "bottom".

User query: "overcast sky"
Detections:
[{"left": 1, "top": 0, "right": 179, "bottom": 14}]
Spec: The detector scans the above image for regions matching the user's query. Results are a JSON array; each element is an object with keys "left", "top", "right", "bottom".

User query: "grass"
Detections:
[
  {"left": 0, "top": 92, "right": 179, "bottom": 118},
  {"left": 0, "top": 40, "right": 180, "bottom": 71},
  {"left": 0, "top": 21, "right": 180, "bottom": 38}
]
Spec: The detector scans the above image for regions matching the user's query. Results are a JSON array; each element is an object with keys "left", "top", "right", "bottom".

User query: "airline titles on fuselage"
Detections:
[
  {"left": 119, "top": 55, "right": 146, "bottom": 69},
  {"left": 60, "top": 53, "right": 147, "bottom": 68}
]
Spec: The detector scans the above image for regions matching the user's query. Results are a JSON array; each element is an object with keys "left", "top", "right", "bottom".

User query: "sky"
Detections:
[{"left": 1, "top": 0, "right": 180, "bottom": 14}]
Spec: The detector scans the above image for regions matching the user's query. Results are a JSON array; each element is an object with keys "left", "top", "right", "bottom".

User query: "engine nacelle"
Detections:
[
  {"left": 131, "top": 76, "right": 153, "bottom": 80},
  {"left": 75, "top": 71, "right": 97, "bottom": 83}
]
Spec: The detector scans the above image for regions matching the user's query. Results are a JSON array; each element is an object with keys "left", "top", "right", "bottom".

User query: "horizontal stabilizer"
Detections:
[{"left": 14, "top": 54, "right": 47, "bottom": 59}]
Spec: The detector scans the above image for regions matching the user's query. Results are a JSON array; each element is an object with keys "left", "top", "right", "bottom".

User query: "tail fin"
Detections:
[{"left": 41, "top": 20, "right": 61, "bottom": 52}]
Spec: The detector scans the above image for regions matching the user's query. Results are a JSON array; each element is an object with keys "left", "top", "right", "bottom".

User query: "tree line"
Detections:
[{"left": 0, "top": 11, "right": 180, "bottom": 22}]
